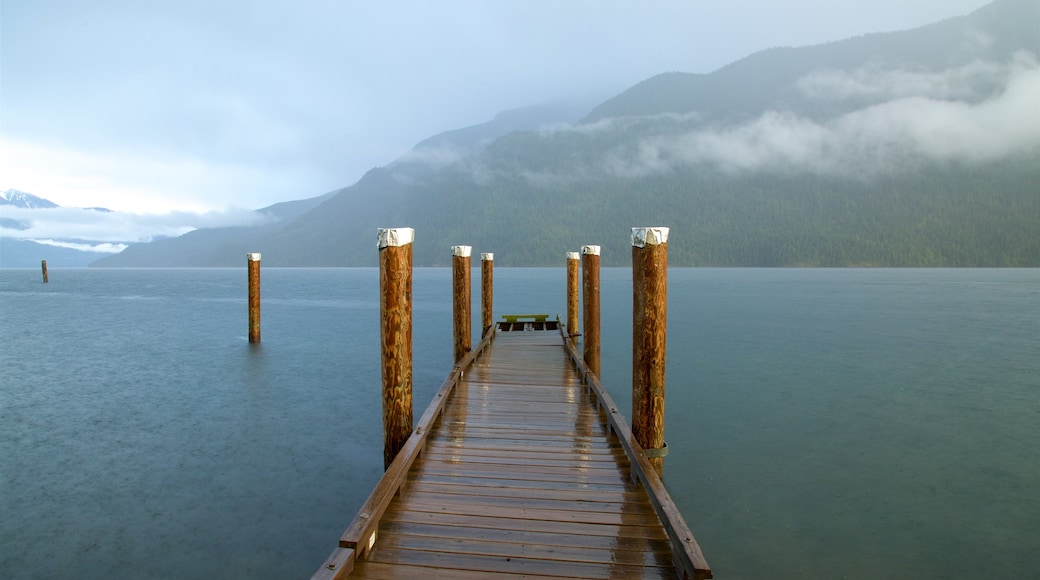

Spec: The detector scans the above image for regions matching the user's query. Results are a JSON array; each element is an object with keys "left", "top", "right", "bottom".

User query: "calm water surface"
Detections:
[{"left": 1, "top": 267, "right": 1037, "bottom": 578}]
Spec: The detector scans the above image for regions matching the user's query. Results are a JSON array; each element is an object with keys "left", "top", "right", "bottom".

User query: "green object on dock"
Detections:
[{"left": 501, "top": 313, "right": 549, "bottom": 323}]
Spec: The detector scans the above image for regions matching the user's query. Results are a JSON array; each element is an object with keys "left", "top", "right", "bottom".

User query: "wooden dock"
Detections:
[{"left": 315, "top": 324, "right": 711, "bottom": 579}]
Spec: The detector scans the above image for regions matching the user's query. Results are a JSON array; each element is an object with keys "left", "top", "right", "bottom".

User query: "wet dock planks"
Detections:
[{"left": 316, "top": 329, "right": 710, "bottom": 579}]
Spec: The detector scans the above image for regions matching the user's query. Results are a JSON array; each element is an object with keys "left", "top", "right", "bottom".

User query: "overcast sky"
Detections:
[{"left": 2, "top": 0, "right": 993, "bottom": 219}]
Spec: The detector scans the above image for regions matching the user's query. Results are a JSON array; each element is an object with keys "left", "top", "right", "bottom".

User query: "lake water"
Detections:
[{"left": 1, "top": 267, "right": 1037, "bottom": 579}]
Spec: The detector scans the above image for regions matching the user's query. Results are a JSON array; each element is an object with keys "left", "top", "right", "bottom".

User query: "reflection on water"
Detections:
[{"left": 1, "top": 267, "right": 1037, "bottom": 578}]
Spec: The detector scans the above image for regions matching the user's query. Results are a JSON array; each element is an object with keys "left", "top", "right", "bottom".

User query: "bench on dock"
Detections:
[{"left": 498, "top": 313, "right": 557, "bottom": 332}]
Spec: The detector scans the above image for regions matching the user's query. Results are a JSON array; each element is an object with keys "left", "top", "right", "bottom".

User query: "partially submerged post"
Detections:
[
  {"left": 379, "top": 228, "right": 414, "bottom": 469},
  {"left": 581, "top": 245, "right": 601, "bottom": 377},
  {"left": 481, "top": 253, "right": 494, "bottom": 337},
  {"left": 566, "top": 252, "right": 579, "bottom": 344},
  {"left": 452, "top": 245, "right": 472, "bottom": 363},
  {"left": 247, "top": 253, "right": 261, "bottom": 343},
  {"left": 41, "top": 260, "right": 48, "bottom": 283},
  {"left": 631, "top": 227, "right": 669, "bottom": 475}
]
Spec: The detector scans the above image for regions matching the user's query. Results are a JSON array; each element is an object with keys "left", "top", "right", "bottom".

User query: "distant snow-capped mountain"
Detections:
[
  {"left": 0, "top": 189, "right": 59, "bottom": 209},
  {"left": 0, "top": 189, "right": 113, "bottom": 212}
]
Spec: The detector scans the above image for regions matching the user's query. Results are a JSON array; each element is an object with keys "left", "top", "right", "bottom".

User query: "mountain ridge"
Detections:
[
  {"left": 92, "top": 0, "right": 1040, "bottom": 268},
  {"left": 584, "top": 0, "right": 1038, "bottom": 124}
]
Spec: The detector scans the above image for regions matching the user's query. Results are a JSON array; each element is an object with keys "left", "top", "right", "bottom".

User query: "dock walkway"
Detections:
[{"left": 316, "top": 326, "right": 711, "bottom": 579}]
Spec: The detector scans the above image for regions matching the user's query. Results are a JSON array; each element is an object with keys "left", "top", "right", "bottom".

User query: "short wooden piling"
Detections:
[
  {"left": 581, "top": 245, "right": 601, "bottom": 378},
  {"left": 481, "top": 253, "right": 493, "bottom": 337},
  {"left": 631, "top": 227, "right": 669, "bottom": 475},
  {"left": 379, "top": 228, "right": 415, "bottom": 469},
  {"left": 566, "top": 252, "right": 579, "bottom": 344},
  {"left": 452, "top": 245, "right": 472, "bottom": 363},
  {"left": 247, "top": 253, "right": 261, "bottom": 343},
  {"left": 41, "top": 260, "right": 48, "bottom": 283}
]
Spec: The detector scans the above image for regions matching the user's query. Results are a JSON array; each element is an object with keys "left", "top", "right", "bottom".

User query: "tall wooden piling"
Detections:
[
  {"left": 631, "top": 227, "right": 669, "bottom": 475},
  {"left": 581, "top": 245, "right": 601, "bottom": 377},
  {"left": 379, "top": 228, "right": 414, "bottom": 469},
  {"left": 566, "top": 252, "right": 579, "bottom": 343},
  {"left": 41, "top": 260, "right": 48, "bottom": 283},
  {"left": 481, "top": 253, "right": 494, "bottom": 337},
  {"left": 452, "top": 245, "right": 472, "bottom": 363},
  {"left": 247, "top": 253, "right": 261, "bottom": 343}
]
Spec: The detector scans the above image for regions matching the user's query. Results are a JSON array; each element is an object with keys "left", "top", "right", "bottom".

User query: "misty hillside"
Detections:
[
  {"left": 586, "top": 0, "right": 1038, "bottom": 123},
  {"left": 94, "top": 0, "right": 1040, "bottom": 268},
  {"left": 1, "top": 239, "right": 107, "bottom": 268},
  {"left": 1, "top": 190, "right": 122, "bottom": 267},
  {"left": 96, "top": 190, "right": 338, "bottom": 267}
]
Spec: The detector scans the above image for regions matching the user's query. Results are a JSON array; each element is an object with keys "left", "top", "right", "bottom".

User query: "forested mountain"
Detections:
[{"left": 94, "top": 0, "right": 1040, "bottom": 267}]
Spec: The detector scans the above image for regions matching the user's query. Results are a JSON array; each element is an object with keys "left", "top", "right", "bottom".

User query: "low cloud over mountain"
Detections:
[
  {"left": 1, "top": 204, "right": 272, "bottom": 247},
  {"left": 67, "top": 0, "right": 1040, "bottom": 267},
  {"left": 600, "top": 53, "right": 1038, "bottom": 178},
  {"left": 0, "top": 189, "right": 274, "bottom": 266}
]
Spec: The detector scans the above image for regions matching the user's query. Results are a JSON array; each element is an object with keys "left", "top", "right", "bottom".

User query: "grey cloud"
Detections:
[
  {"left": 603, "top": 54, "right": 1039, "bottom": 178},
  {"left": 395, "top": 145, "right": 473, "bottom": 169},
  {"left": 0, "top": 206, "right": 271, "bottom": 244},
  {"left": 2, "top": 0, "right": 1000, "bottom": 213},
  {"left": 795, "top": 52, "right": 1032, "bottom": 103},
  {"left": 32, "top": 240, "right": 129, "bottom": 254},
  {"left": 538, "top": 112, "right": 705, "bottom": 137}
]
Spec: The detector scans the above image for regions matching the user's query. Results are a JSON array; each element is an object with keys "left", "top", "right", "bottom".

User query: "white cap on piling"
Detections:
[
  {"left": 632, "top": 227, "right": 669, "bottom": 248},
  {"left": 581, "top": 245, "right": 601, "bottom": 256},
  {"left": 566, "top": 252, "right": 580, "bottom": 260},
  {"left": 247, "top": 253, "right": 261, "bottom": 261},
  {"left": 377, "top": 227, "right": 415, "bottom": 249},
  {"left": 481, "top": 253, "right": 494, "bottom": 261},
  {"left": 452, "top": 245, "right": 472, "bottom": 257}
]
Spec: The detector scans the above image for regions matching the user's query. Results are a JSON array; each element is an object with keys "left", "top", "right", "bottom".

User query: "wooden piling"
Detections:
[
  {"left": 566, "top": 252, "right": 579, "bottom": 344},
  {"left": 452, "top": 245, "right": 472, "bottom": 363},
  {"left": 247, "top": 253, "right": 261, "bottom": 343},
  {"left": 41, "top": 260, "right": 48, "bottom": 283},
  {"left": 379, "top": 228, "right": 414, "bottom": 469},
  {"left": 481, "top": 253, "right": 493, "bottom": 337},
  {"left": 631, "top": 227, "right": 669, "bottom": 475},
  {"left": 581, "top": 245, "right": 601, "bottom": 378}
]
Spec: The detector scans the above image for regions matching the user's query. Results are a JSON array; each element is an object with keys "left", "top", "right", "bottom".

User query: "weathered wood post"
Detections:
[
  {"left": 41, "top": 260, "right": 48, "bottom": 283},
  {"left": 566, "top": 252, "right": 579, "bottom": 344},
  {"left": 379, "top": 228, "right": 414, "bottom": 469},
  {"left": 481, "top": 253, "right": 494, "bottom": 337},
  {"left": 632, "top": 227, "right": 669, "bottom": 475},
  {"left": 581, "top": 245, "right": 601, "bottom": 377},
  {"left": 247, "top": 253, "right": 261, "bottom": 343},
  {"left": 452, "top": 245, "right": 472, "bottom": 363}
]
